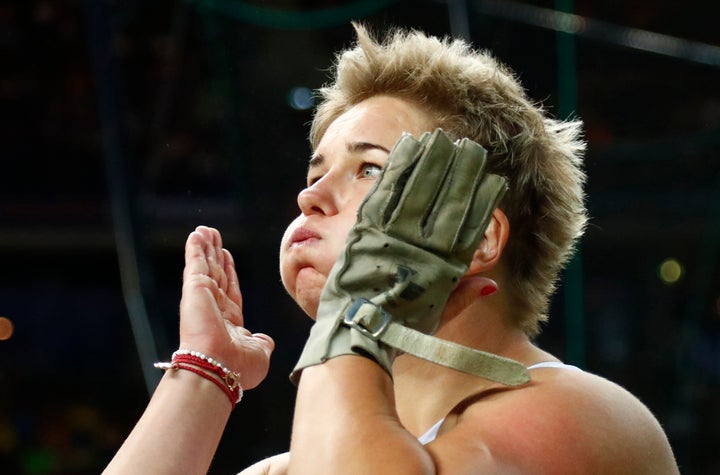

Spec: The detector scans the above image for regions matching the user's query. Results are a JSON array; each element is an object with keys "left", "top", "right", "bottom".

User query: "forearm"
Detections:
[
  {"left": 289, "top": 356, "right": 434, "bottom": 475},
  {"left": 104, "top": 369, "right": 233, "bottom": 475}
]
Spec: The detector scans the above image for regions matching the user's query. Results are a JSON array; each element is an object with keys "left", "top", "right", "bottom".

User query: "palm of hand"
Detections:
[{"left": 179, "top": 226, "right": 273, "bottom": 390}]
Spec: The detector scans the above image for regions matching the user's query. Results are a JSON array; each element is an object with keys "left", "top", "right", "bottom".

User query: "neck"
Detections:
[{"left": 392, "top": 277, "right": 548, "bottom": 436}]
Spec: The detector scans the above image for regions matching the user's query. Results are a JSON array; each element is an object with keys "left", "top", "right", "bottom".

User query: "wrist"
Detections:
[{"left": 155, "top": 349, "right": 243, "bottom": 408}]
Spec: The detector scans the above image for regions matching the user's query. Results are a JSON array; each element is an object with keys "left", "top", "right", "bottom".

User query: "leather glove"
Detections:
[{"left": 291, "top": 129, "right": 529, "bottom": 386}]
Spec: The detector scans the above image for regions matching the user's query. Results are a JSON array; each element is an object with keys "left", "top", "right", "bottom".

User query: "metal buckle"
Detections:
[{"left": 344, "top": 298, "right": 392, "bottom": 341}]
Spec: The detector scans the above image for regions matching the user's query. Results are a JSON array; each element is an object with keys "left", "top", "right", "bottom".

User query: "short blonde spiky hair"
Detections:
[{"left": 310, "top": 24, "right": 587, "bottom": 336}]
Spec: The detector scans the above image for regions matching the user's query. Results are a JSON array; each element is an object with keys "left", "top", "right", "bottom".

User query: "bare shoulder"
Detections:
[
  {"left": 427, "top": 367, "right": 679, "bottom": 475},
  {"left": 238, "top": 452, "right": 289, "bottom": 475}
]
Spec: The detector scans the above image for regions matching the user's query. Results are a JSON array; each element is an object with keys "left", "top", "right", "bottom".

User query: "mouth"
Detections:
[{"left": 288, "top": 226, "right": 321, "bottom": 247}]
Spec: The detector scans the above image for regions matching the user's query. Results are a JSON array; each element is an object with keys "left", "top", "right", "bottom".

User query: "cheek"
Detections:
[{"left": 279, "top": 216, "right": 302, "bottom": 292}]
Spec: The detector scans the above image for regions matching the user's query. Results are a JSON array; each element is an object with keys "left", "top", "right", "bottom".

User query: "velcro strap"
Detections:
[{"left": 344, "top": 299, "right": 530, "bottom": 386}]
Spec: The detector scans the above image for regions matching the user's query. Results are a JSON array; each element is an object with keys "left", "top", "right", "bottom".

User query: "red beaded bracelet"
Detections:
[{"left": 154, "top": 350, "right": 243, "bottom": 409}]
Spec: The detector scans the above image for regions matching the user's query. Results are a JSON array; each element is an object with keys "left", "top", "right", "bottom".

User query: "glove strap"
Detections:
[{"left": 345, "top": 299, "right": 530, "bottom": 386}]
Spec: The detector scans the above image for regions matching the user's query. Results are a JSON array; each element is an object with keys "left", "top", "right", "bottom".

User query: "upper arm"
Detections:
[
  {"left": 424, "top": 371, "right": 678, "bottom": 475},
  {"left": 238, "top": 452, "right": 289, "bottom": 475}
]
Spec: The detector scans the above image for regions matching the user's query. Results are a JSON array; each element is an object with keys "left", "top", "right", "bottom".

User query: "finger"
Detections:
[
  {"left": 388, "top": 129, "right": 455, "bottom": 239},
  {"left": 207, "top": 251, "right": 229, "bottom": 297},
  {"left": 239, "top": 332, "right": 276, "bottom": 390},
  {"left": 199, "top": 226, "right": 217, "bottom": 261},
  {"left": 184, "top": 233, "right": 226, "bottom": 311},
  {"left": 252, "top": 332, "right": 275, "bottom": 356},
  {"left": 219, "top": 271, "right": 244, "bottom": 327},
  {"left": 180, "top": 272, "right": 223, "bottom": 337},
  {"left": 194, "top": 226, "right": 221, "bottom": 268},
  {"left": 426, "top": 138, "right": 487, "bottom": 252},
  {"left": 359, "top": 133, "right": 422, "bottom": 227},
  {"left": 456, "top": 174, "right": 507, "bottom": 260},
  {"left": 223, "top": 248, "right": 243, "bottom": 310},
  {"left": 198, "top": 227, "right": 229, "bottom": 294},
  {"left": 209, "top": 227, "right": 224, "bottom": 269},
  {"left": 184, "top": 230, "right": 226, "bottom": 312},
  {"left": 183, "top": 231, "right": 210, "bottom": 282}
]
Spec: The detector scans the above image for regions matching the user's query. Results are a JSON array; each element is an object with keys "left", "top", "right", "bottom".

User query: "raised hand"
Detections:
[{"left": 179, "top": 226, "right": 274, "bottom": 390}]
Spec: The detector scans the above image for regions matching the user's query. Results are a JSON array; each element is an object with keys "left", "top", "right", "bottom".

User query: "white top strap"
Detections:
[
  {"left": 418, "top": 418, "right": 444, "bottom": 445},
  {"left": 527, "top": 361, "right": 581, "bottom": 371}
]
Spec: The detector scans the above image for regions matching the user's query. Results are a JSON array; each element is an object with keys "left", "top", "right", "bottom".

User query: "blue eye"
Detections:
[{"left": 360, "top": 163, "right": 382, "bottom": 179}]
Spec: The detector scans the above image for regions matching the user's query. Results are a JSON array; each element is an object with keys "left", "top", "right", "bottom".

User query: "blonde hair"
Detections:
[{"left": 311, "top": 24, "right": 587, "bottom": 336}]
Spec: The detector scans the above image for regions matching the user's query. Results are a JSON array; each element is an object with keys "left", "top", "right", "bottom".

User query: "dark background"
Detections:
[{"left": 1, "top": 0, "right": 719, "bottom": 473}]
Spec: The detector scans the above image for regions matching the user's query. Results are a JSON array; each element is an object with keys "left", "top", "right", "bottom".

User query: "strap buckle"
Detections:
[{"left": 344, "top": 298, "right": 392, "bottom": 341}]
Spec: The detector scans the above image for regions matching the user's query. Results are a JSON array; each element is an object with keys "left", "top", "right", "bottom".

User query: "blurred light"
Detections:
[
  {"left": 658, "top": 258, "right": 683, "bottom": 285},
  {"left": 475, "top": 0, "right": 720, "bottom": 67},
  {"left": 288, "top": 86, "right": 314, "bottom": 111},
  {"left": 0, "top": 317, "right": 13, "bottom": 341}
]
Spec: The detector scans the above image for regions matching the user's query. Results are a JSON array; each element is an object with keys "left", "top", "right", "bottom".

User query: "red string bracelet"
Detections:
[{"left": 154, "top": 349, "right": 243, "bottom": 409}]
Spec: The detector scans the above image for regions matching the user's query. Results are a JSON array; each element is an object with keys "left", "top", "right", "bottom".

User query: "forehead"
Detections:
[{"left": 316, "top": 95, "right": 435, "bottom": 154}]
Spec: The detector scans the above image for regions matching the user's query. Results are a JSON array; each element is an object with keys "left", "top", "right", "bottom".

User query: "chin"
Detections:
[
  {"left": 297, "top": 299, "right": 319, "bottom": 321},
  {"left": 293, "top": 287, "right": 320, "bottom": 320},
  {"left": 284, "top": 267, "right": 325, "bottom": 321}
]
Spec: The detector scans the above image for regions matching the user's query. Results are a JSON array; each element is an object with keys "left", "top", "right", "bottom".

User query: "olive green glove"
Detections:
[{"left": 291, "top": 129, "right": 529, "bottom": 386}]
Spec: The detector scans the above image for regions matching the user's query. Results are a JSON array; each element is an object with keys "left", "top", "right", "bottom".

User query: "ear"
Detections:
[{"left": 466, "top": 208, "right": 509, "bottom": 276}]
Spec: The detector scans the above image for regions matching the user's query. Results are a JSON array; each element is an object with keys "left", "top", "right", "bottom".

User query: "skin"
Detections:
[{"left": 105, "top": 95, "right": 679, "bottom": 474}]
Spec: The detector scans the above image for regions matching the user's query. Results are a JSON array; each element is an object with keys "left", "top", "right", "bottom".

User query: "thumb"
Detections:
[{"left": 252, "top": 332, "right": 275, "bottom": 356}]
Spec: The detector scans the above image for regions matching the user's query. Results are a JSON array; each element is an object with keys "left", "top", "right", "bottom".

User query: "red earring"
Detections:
[{"left": 479, "top": 282, "right": 498, "bottom": 296}]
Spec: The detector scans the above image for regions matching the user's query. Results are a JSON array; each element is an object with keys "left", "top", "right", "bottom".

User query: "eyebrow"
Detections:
[{"left": 308, "top": 141, "right": 391, "bottom": 169}]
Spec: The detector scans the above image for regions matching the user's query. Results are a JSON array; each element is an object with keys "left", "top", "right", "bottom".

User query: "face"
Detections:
[{"left": 279, "top": 95, "right": 435, "bottom": 318}]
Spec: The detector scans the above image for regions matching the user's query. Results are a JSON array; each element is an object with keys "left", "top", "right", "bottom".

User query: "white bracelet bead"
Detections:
[
  {"left": 171, "top": 349, "right": 243, "bottom": 398},
  {"left": 173, "top": 349, "right": 233, "bottom": 375}
]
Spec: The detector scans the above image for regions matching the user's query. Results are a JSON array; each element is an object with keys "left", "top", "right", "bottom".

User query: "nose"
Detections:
[{"left": 297, "top": 177, "right": 339, "bottom": 217}]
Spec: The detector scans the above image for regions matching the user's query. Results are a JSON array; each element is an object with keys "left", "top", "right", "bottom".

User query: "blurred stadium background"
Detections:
[{"left": 1, "top": 0, "right": 719, "bottom": 473}]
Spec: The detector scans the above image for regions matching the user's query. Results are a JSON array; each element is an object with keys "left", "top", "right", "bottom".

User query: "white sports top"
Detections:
[{"left": 417, "top": 362, "right": 581, "bottom": 445}]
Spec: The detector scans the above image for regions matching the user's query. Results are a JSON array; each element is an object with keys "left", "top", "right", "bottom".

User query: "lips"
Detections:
[{"left": 288, "top": 226, "right": 321, "bottom": 247}]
